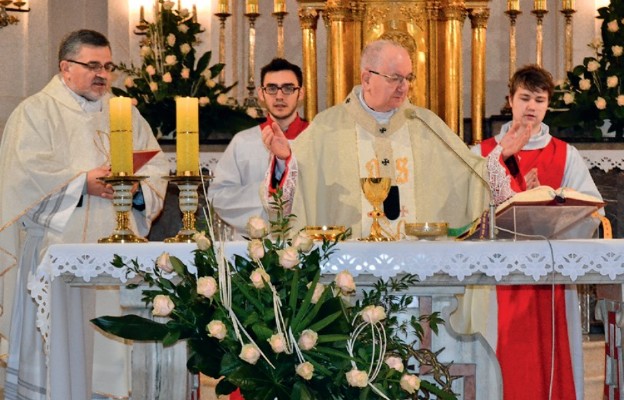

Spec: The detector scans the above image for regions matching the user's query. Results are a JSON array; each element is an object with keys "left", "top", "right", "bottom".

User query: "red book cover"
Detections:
[{"left": 133, "top": 149, "right": 160, "bottom": 173}]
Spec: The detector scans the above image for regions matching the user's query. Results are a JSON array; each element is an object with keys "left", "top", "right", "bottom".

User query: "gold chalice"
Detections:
[{"left": 360, "top": 177, "right": 393, "bottom": 241}]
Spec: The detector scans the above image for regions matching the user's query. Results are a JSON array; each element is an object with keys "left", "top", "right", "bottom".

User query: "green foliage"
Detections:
[
  {"left": 113, "top": 0, "right": 256, "bottom": 141},
  {"left": 548, "top": 0, "right": 624, "bottom": 140},
  {"left": 91, "top": 192, "right": 454, "bottom": 399}
]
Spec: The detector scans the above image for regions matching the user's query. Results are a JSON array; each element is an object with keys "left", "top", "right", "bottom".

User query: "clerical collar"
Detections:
[
  {"left": 357, "top": 89, "right": 396, "bottom": 124},
  {"left": 59, "top": 75, "right": 103, "bottom": 113}
]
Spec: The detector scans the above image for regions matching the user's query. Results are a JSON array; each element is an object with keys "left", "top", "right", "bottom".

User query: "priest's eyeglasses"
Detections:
[
  {"left": 262, "top": 84, "right": 300, "bottom": 96},
  {"left": 66, "top": 59, "right": 117, "bottom": 73},
  {"left": 368, "top": 70, "right": 415, "bottom": 86}
]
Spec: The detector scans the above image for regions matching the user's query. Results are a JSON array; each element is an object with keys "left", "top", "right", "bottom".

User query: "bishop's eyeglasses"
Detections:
[
  {"left": 66, "top": 59, "right": 117, "bottom": 73},
  {"left": 261, "top": 84, "right": 301, "bottom": 96},
  {"left": 368, "top": 70, "right": 415, "bottom": 86}
]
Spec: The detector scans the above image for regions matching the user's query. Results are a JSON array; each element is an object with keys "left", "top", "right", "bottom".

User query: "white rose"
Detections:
[
  {"left": 591, "top": 37, "right": 603, "bottom": 49},
  {"left": 179, "top": 8, "right": 190, "bottom": 18},
  {"left": 145, "top": 65, "right": 156, "bottom": 76},
  {"left": 178, "top": 24, "right": 189, "bottom": 33},
  {"left": 385, "top": 356, "right": 405, "bottom": 372},
  {"left": 250, "top": 267, "right": 270, "bottom": 289},
  {"left": 152, "top": 295, "right": 174, "bottom": 317},
  {"left": 197, "top": 276, "right": 218, "bottom": 299},
  {"left": 202, "top": 69, "right": 213, "bottom": 80},
  {"left": 268, "top": 333, "right": 286, "bottom": 353},
  {"left": 206, "top": 79, "right": 217, "bottom": 88},
  {"left": 180, "top": 43, "right": 192, "bottom": 55},
  {"left": 246, "top": 107, "right": 258, "bottom": 119},
  {"left": 163, "top": 1, "right": 175, "bottom": 10},
  {"left": 199, "top": 96, "right": 210, "bottom": 106},
  {"left": 608, "top": 76, "right": 619, "bottom": 88},
  {"left": 613, "top": 45, "right": 623, "bottom": 57},
  {"left": 181, "top": 68, "right": 190, "bottom": 79},
  {"left": 335, "top": 270, "right": 356, "bottom": 294},
  {"left": 608, "top": 20, "right": 619, "bottom": 32},
  {"left": 248, "top": 239, "right": 265, "bottom": 260},
  {"left": 162, "top": 72, "right": 173, "bottom": 83},
  {"left": 292, "top": 231, "right": 314, "bottom": 253},
  {"left": 296, "top": 362, "right": 314, "bottom": 380},
  {"left": 587, "top": 60, "right": 600, "bottom": 72},
  {"left": 298, "top": 329, "right": 318, "bottom": 351},
  {"left": 617, "top": 95, "right": 624, "bottom": 106},
  {"left": 307, "top": 282, "right": 325, "bottom": 304},
  {"left": 361, "top": 305, "right": 386, "bottom": 324},
  {"left": 140, "top": 45, "right": 152, "bottom": 58},
  {"left": 124, "top": 76, "right": 134, "bottom": 88},
  {"left": 346, "top": 368, "right": 369, "bottom": 388},
  {"left": 246, "top": 216, "right": 268, "bottom": 238},
  {"left": 239, "top": 344, "right": 261, "bottom": 365},
  {"left": 579, "top": 78, "right": 591, "bottom": 91},
  {"left": 400, "top": 374, "right": 421, "bottom": 394},
  {"left": 167, "top": 33, "right": 176, "bottom": 47},
  {"left": 217, "top": 93, "right": 228, "bottom": 105},
  {"left": 149, "top": 81, "right": 159, "bottom": 92},
  {"left": 563, "top": 92, "right": 574, "bottom": 105},
  {"left": 595, "top": 97, "right": 607, "bottom": 110},
  {"left": 278, "top": 247, "right": 300, "bottom": 269},
  {"left": 206, "top": 320, "right": 227, "bottom": 340},
  {"left": 193, "top": 232, "right": 211, "bottom": 250},
  {"left": 156, "top": 252, "right": 174, "bottom": 273},
  {"left": 165, "top": 54, "right": 178, "bottom": 66}
]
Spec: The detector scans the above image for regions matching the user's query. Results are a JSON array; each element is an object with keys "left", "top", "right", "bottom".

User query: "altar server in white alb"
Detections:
[
  {"left": 209, "top": 58, "right": 308, "bottom": 237},
  {"left": 0, "top": 30, "right": 169, "bottom": 400}
]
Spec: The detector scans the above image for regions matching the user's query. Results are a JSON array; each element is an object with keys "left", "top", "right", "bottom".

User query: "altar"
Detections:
[{"left": 29, "top": 238, "right": 624, "bottom": 400}]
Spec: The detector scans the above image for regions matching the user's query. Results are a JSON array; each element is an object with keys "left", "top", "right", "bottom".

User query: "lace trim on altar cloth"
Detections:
[{"left": 487, "top": 145, "right": 516, "bottom": 205}]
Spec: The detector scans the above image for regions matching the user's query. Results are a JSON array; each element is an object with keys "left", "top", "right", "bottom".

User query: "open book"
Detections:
[
  {"left": 133, "top": 149, "right": 160, "bottom": 173},
  {"left": 496, "top": 186, "right": 605, "bottom": 214}
]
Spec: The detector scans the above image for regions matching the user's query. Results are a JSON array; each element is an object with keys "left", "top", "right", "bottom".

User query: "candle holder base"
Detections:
[
  {"left": 163, "top": 175, "right": 209, "bottom": 243},
  {"left": 98, "top": 175, "right": 148, "bottom": 244}
]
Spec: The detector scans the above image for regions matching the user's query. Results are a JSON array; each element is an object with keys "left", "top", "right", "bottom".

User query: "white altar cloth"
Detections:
[{"left": 30, "top": 238, "right": 624, "bottom": 347}]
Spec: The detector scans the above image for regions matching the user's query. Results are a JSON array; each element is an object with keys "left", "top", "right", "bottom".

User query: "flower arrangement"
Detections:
[
  {"left": 548, "top": 0, "right": 624, "bottom": 140},
  {"left": 113, "top": 0, "right": 256, "bottom": 141},
  {"left": 91, "top": 193, "right": 456, "bottom": 399}
]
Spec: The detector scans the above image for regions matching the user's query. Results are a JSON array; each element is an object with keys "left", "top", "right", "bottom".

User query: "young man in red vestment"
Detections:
[
  {"left": 209, "top": 58, "right": 308, "bottom": 239},
  {"left": 474, "top": 65, "right": 602, "bottom": 399}
]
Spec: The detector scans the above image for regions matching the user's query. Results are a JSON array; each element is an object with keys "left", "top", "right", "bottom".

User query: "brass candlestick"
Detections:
[
  {"left": 561, "top": 6, "right": 576, "bottom": 73},
  {"left": 501, "top": 8, "right": 521, "bottom": 114},
  {"left": 531, "top": 7, "right": 548, "bottom": 67},
  {"left": 273, "top": 11, "right": 288, "bottom": 58},
  {"left": 360, "top": 177, "right": 393, "bottom": 242},
  {"left": 215, "top": 11, "right": 231, "bottom": 85},
  {"left": 98, "top": 175, "right": 148, "bottom": 243},
  {"left": 242, "top": 11, "right": 264, "bottom": 118},
  {"left": 164, "top": 175, "right": 206, "bottom": 243}
]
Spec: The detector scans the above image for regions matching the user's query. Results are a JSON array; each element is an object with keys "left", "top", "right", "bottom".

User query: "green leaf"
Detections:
[
  {"left": 90, "top": 315, "right": 169, "bottom": 340},
  {"left": 306, "top": 310, "right": 343, "bottom": 333}
]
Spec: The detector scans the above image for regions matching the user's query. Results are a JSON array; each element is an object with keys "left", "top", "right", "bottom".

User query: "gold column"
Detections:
[
  {"left": 299, "top": 6, "right": 320, "bottom": 120},
  {"left": 439, "top": 2, "right": 467, "bottom": 136},
  {"left": 531, "top": 4, "right": 548, "bottom": 67},
  {"left": 323, "top": 10, "right": 334, "bottom": 107},
  {"left": 426, "top": 1, "right": 441, "bottom": 114},
  {"left": 469, "top": 7, "right": 489, "bottom": 144},
  {"left": 561, "top": 4, "right": 576, "bottom": 72},
  {"left": 326, "top": 0, "right": 352, "bottom": 105},
  {"left": 351, "top": 2, "right": 365, "bottom": 86}
]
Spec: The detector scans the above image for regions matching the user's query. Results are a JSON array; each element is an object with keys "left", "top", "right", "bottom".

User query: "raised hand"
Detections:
[
  {"left": 262, "top": 122, "right": 291, "bottom": 160},
  {"left": 500, "top": 122, "right": 532, "bottom": 160}
]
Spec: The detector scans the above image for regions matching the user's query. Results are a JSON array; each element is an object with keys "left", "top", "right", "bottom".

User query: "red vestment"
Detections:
[{"left": 481, "top": 136, "right": 576, "bottom": 400}]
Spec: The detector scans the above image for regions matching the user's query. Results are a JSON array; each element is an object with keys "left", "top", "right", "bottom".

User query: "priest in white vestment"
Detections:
[{"left": 0, "top": 30, "right": 169, "bottom": 400}]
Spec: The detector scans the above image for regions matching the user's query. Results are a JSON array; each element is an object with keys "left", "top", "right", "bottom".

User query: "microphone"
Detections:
[{"left": 405, "top": 107, "right": 501, "bottom": 240}]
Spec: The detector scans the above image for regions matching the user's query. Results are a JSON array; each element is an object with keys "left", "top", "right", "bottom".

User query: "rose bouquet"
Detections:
[
  {"left": 548, "top": 0, "right": 624, "bottom": 140},
  {"left": 92, "top": 194, "right": 455, "bottom": 399},
  {"left": 112, "top": 0, "right": 256, "bottom": 141}
]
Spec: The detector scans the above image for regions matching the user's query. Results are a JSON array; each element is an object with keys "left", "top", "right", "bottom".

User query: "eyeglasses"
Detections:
[
  {"left": 368, "top": 70, "right": 415, "bottom": 86},
  {"left": 261, "top": 84, "right": 300, "bottom": 95},
  {"left": 66, "top": 59, "right": 117, "bottom": 73}
]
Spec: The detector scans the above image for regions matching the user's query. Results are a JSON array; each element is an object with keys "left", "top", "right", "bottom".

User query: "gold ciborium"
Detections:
[
  {"left": 98, "top": 175, "right": 148, "bottom": 243},
  {"left": 360, "top": 177, "right": 393, "bottom": 241}
]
